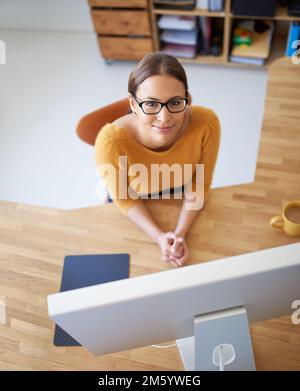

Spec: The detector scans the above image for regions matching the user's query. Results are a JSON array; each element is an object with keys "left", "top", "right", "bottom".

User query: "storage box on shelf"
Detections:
[{"left": 231, "top": 0, "right": 278, "bottom": 17}]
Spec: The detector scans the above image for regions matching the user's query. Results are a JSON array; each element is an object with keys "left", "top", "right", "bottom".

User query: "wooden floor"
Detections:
[{"left": 0, "top": 57, "right": 299, "bottom": 370}]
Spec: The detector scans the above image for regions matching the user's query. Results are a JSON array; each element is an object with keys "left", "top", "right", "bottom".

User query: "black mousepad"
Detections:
[{"left": 53, "top": 253, "right": 130, "bottom": 346}]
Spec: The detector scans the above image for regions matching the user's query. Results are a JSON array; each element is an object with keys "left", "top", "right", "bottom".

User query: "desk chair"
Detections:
[{"left": 76, "top": 98, "right": 130, "bottom": 145}]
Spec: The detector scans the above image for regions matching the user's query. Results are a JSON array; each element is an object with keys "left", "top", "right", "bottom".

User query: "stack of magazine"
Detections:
[{"left": 158, "top": 15, "right": 198, "bottom": 58}]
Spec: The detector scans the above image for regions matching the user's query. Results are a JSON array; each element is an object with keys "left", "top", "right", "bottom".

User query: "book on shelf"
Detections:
[
  {"left": 161, "top": 42, "right": 197, "bottom": 58},
  {"left": 196, "top": 16, "right": 223, "bottom": 56},
  {"left": 208, "top": 0, "right": 224, "bottom": 12},
  {"left": 196, "top": 0, "right": 208, "bottom": 9},
  {"left": 157, "top": 15, "right": 197, "bottom": 30},
  {"left": 229, "top": 20, "right": 274, "bottom": 66},
  {"left": 160, "top": 28, "right": 199, "bottom": 45},
  {"left": 285, "top": 21, "right": 300, "bottom": 57},
  {"left": 198, "top": 16, "right": 211, "bottom": 54},
  {"left": 158, "top": 15, "right": 198, "bottom": 59},
  {"left": 158, "top": 11, "right": 223, "bottom": 59},
  {"left": 229, "top": 56, "right": 265, "bottom": 66}
]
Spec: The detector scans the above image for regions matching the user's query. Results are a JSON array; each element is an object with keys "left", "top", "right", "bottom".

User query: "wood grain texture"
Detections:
[
  {"left": 91, "top": 10, "right": 151, "bottom": 36},
  {"left": 89, "top": 0, "right": 148, "bottom": 8},
  {"left": 98, "top": 37, "right": 153, "bottom": 61},
  {"left": 0, "top": 57, "right": 299, "bottom": 370}
]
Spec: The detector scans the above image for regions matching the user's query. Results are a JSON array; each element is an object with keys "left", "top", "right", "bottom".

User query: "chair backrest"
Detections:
[{"left": 76, "top": 98, "right": 130, "bottom": 145}]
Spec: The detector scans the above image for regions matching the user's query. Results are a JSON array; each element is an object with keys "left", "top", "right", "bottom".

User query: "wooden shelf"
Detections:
[
  {"left": 178, "top": 54, "right": 225, "bottom": 65},
  {"left": 153, "top": 8, "right": 225, "bottom": 18}
]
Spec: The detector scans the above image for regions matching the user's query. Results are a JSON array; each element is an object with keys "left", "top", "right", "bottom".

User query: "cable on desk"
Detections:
[{"left": 151, "top": 343, "right": 177, "bottom": 349}]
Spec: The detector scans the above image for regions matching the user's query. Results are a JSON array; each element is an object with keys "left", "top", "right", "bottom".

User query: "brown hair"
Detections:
[{"left": 128, "top": 52, "right": 191, "bottom": 103}]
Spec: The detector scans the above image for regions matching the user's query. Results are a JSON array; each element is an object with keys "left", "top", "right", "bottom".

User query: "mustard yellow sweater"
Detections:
[{"left": 95, "top": 106, "right": 221, "bottom": 215}]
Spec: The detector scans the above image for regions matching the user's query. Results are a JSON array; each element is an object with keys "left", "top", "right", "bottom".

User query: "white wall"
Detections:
[{"left": 0, "top": 0, "right": 94, "bottom": 32}]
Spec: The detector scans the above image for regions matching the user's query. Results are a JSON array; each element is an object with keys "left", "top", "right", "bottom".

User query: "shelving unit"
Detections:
[
  {"left": 149, "top": 0, "right": 300, "bottom": 68},
  {"left": 88, "top": 0, "right": 300, "bottom": 68}
]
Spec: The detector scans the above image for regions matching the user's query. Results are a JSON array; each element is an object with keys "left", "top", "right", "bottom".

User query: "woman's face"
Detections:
[{"left": 128, "top": 74, "right": 188, "bottom": 150}]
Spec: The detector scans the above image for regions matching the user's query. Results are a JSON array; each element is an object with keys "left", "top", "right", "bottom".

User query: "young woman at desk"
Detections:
[{"left": 95, "top": 52, "right": 220, "bottom": 268}]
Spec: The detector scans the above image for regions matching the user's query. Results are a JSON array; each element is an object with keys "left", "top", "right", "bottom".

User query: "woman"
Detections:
[{"left": 95, "top": 52, "right": 220, "bottom": 268}]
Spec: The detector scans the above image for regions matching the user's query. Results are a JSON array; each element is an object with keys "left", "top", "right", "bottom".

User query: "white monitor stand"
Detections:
[
  {"left": 48, "top": 242, "right": 300, "bottom": 371},
  {"left": 177, "top": 306, "right": 255, "bottom": 371}
]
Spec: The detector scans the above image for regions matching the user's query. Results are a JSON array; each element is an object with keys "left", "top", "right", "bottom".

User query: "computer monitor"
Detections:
[{"left": 47, "top": 242, "right": 300, "bottom": 371}]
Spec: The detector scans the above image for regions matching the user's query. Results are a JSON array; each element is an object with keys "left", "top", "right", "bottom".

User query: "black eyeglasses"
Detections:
[{"left": 131, "top": 93, "right": 188, "bottom": 115}]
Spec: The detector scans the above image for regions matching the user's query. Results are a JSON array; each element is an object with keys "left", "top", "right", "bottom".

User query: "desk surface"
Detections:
[{"left": 0, "top": 57, "right": 299, "bottom": 370}]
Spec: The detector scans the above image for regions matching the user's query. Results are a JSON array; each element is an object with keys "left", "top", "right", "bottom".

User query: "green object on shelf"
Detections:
[{"left": 233, "top": 27, "right": 252, "bottom": 46}]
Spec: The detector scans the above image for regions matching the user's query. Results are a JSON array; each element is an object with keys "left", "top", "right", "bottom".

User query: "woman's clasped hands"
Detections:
[{"left": 157, "top": 232, "right": 189, "bottom": 268}]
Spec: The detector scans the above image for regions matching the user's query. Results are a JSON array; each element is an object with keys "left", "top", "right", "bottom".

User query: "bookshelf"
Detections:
[
  {"left": 88, "top": 0, "right": 300, "bottom": 68},
  {"left": 150, "top": 0, "right": 300, "bottom": 68}
]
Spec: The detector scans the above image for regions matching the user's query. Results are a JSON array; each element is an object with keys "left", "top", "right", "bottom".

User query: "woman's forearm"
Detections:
[
  {"left": 126, "top": 201, "right": 163, "bottom": 244},
  {"left": 126, "top": 196, "right": 203, "bottom": 244},
  {"left": 175, "top": 197, "right": 204, "bottom": 238}
]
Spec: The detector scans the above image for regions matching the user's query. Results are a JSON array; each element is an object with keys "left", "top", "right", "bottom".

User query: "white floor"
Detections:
[{"left": 0, "top": 29, "right": 268, "bottom": 210}]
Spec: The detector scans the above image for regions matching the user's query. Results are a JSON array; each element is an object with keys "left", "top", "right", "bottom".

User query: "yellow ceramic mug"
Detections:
[{"left": 270, "top": 200, "right": 300, "bottom": 236}]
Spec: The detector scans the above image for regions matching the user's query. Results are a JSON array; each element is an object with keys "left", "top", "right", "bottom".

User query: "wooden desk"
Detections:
[{"left": 0, "top": 57, "right": 299, "bottom": 370}]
